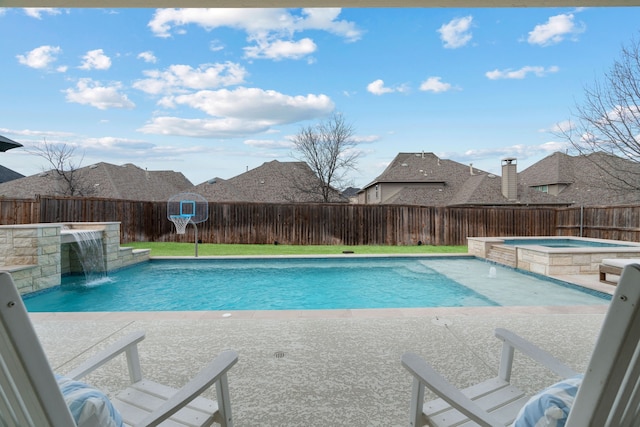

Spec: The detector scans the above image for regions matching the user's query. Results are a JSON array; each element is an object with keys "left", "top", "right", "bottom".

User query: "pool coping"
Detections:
[
  {"left": 148, "top": 253, "right": 474, "bottom": 260},
  {"left": 29, "top": 303, "right": 609, "bottom": 321}
]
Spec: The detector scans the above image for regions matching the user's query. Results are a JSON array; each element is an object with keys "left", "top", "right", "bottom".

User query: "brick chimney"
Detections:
[{"left": 501, "top": 158, "right": 517, "bottom": 200}]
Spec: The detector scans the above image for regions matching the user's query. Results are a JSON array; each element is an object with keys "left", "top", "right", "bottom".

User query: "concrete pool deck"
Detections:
[{"left": 30, "top": 272, "right": 612, "bottom": 427}]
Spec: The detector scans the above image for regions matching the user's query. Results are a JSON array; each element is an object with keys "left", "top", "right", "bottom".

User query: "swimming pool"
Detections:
[{"left": 23, "top": 257, "right": 610, "bottom": 312}]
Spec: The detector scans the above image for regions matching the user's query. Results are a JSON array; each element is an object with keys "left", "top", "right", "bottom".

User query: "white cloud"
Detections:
[
  {"left": 148, "top": 8, "right": 361, "bottom": 40},
  {"left": 604, "top": 104, "right": 640, "bottom": 123},
  {"left": 244, "top": 37, "right": 317, "bottom": 60},
  {"left": 352, "top": 134, "right": 380, "bottom": 144},
  {"left": 138, "top": 116, "right": 273, "bottom": 138},
  {"left": 367, "top": 79, "right": 393, "bottom": 95},
  {"left": 147, "top": 8, "right": 361, "bottom": 62},
  {"left": 0, "top": 127, "right": 75, "bottom": 138},
  {"left": 137, "top": 51, "right": 157, "bottom": 63},
  {"left": 16, "top": 45, "right": 61, "bottom": 69},
  {"left": 64, "top": 78, "right": 135, "bottom": 110},
  {"left": 79, "top": 49, "right": 112, "bottom": 70},
  {"left": 547, "top": 120, "right": 574, "bottom": 134},
  {"left": 538, "top": 140, "right": 568, "bottom": 152},
  {"left": 300, "top": 8, "right": 362, "bottom": 42},
  {"left": 442, "top": 140, "right": 569, "bottom": 165},
  {"left": 438, "top": 16, "right": 473, "bottom": 49},
  {"left": 162, "top": 87, "right": 333, "bottom": 122},
  {"left": 23, "top": 8, "right": 61, "bottom": 19},
  {"left": 0, "top": 127, "right": 214, "bottom": 176},
  {"left": 139, "top": 87, "right": 334, "bottom": 138},
  {"left": 210, "top": 40, "right": 225, "bottom": 52},
  {"left": 83, "top": 136, "right": 156, "bottom": 151},
  {"left": 133, "top": 62, "right": 247, "bottom": 95},
  {"left": 366, "top": 79, "right": 408, "bottom": 95},
  {"left": 419, "top": 76, "right": 453, "bottom": 93},
  {"left": 527, "top": 13, "right": 585, "bottom": 46},
  {"left": 244, "top": 139, "right": 294, "bottom": 149},
  {"left": 485, "top": 65, "right": 559, "bottom": 80}
]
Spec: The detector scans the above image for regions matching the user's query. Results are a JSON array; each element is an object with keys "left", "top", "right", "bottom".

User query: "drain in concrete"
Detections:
[
  {"left": 431, "top": 317, "right": 453, "bottom": 327},
  {"left": 274, "top": 351, "right": 285, "bottom": 359}
]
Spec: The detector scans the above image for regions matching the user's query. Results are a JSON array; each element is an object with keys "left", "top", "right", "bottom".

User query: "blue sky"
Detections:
[{"left": 1, "top": 7, "right": 639, "bottom": 188}]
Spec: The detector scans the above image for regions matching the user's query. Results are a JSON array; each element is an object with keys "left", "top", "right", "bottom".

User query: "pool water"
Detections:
[
  {"left": 502, "top": 238, "right": 633, "bottom": 248},
  {"left": 23, "top": 257, "right": 610, "bottom": 312}
]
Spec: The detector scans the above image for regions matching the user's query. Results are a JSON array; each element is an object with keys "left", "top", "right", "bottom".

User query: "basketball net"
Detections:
[{"left": 170, "top": 215, "right": 192, "bottom": 235}]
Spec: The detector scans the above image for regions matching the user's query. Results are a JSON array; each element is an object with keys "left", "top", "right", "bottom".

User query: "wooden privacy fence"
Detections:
[{"left": 0, "top": 196, "right": 638, "bottom": 246}]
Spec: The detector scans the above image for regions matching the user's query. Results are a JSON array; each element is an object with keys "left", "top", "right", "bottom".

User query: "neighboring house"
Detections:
[
  {"left": 359, "top": 151, "right": 640, "bottom": 207},
  {"left": 358, "top": 152, "right": 568, "bottom": 207},
  {"left": 341, "top": 186, "right": 361, "bottom": 203},
  {"left": 194, "top": 160, "right": 346, "bottom": 203},
  {"left": 0, "top": 165, "right": 24, "bottom": 184},
  {"left": 0, "top": 162, "right": 193, "bottom": 201},
  {"left": 519, "top": 151, "right": 640, "bottom": 206}
]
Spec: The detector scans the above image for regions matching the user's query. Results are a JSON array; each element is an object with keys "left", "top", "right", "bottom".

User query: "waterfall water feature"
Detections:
[
  {"left": 67, "top": 230, "right": 107, "bottom": 284},
  {"left": 488, "top": 266, "right": 497, "bottom": 278}
]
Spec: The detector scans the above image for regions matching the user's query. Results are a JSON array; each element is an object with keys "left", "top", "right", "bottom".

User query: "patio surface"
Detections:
[{"left": 31, "top": 271, "right": 611, "bottom": 427}]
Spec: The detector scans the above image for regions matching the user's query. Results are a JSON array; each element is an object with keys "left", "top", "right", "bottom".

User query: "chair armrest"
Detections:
[
  {"left": 135, "top": 350, "right": 239, "bottom": 427},
  {"left": 401, "top": 352, "right": 502, "bottom": 427},
  {"left": 65, "top": 331, "right": 146, "bottom": 381},
  {"left": 495, "top": 328, "right": 578, "bottom": 379}
]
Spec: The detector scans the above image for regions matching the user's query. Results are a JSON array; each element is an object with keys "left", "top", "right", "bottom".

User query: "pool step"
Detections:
[{"left": 487, "top": 245, "right": 517, "bottom": 268}]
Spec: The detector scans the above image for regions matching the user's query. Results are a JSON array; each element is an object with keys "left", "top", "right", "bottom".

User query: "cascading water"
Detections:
[
  {"left": 488, "top": 266, "right": 497, "bottom": 278},
  {"left": 68, "top": 230, "right": 107, "bottom": 285}
]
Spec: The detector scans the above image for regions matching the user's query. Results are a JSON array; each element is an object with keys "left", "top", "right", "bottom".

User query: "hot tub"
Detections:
[{"left": 468, "top": 236, "right": 640, "bottom": 276}]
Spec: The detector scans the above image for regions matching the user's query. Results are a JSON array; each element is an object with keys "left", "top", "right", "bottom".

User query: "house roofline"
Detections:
[{"left": 359, "top": 179, "right": 447, "bottom": 191}]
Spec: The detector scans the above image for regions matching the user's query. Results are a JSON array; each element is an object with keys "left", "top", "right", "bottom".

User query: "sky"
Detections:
[{"left": 1, "top": 7, "right": 639, "bottom": 189}]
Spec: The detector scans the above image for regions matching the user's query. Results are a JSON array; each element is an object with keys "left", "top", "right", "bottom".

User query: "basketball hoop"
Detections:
[
  {"left": 169, "top": 215, "right": 192, "bottom": 235},
  {"left": 167, "top": 193, "right": 209, "bottom": 257}
]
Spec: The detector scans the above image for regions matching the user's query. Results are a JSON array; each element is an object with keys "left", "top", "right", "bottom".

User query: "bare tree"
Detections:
[
  {"left": 291, "top": 113, "right": 360, "bottom": 202},
  {"left": 31, "top": 140, "right": 94, "bottom": 196},
  {"left": 556, "top": 35, "right": 640, "bottom": 197}
]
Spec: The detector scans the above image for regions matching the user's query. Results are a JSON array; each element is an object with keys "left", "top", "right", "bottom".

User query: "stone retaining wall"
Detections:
[
  {"left": 0, "top": 222, "right": 150, "bottom": 294},
  {"left": 468, "top": 236, "right": 640, "bottom": 276}
]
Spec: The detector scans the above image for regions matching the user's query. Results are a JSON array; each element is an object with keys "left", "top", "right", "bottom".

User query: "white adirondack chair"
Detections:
[
  {"left": 402, "top": 263, "right": 640, "bottom": 427},
  {"left": 0, "top": 271, "right": 239, "bottom": 427}
]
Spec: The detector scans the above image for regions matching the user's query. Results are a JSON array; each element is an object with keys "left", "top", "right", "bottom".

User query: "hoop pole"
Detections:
[{"left": 194, "top": 222, "right": 198, "bottom": 257}]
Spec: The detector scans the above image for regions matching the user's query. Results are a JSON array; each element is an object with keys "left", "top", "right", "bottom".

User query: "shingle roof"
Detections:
[
  {"left": 194, "top": 160, "right": 345, "bottom": 203},
  {"left": 364, "top": 152, "right": 568, "bottom": 207},
  {"left": 519, "top": 151, "right": 640, "bottom": 205},
  {"left": 518, "top": 151, "right": 575, "bottom": 186},
  {"left": 0, "top": 162, "right": 193, "bottom": 201},
  {"left": 341, "top": 187, "right": 360, "bottom": 198},
  {"left": 369, "top": 151, "right": 639, "bottom": 207},
  {"left": 369, "top": 152, "right": 482, "bottom": 185}
]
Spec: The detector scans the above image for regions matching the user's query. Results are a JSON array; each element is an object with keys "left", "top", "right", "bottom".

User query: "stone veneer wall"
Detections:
[
  {"left": 468, "top": 236, "right": 640, "bottom": 276},
  {"left": 0, "top": 222, "right": 150, "bottom": 294},
  {"left": 517, "top": 248, "right": 640, "bottom": 276},
  {"left": 467, "top": 237, "right": 502, "bottom": 258}
]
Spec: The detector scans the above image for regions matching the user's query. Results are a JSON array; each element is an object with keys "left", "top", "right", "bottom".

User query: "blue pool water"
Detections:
[
  {"left": 502, "top": 238, "right": 634, "bottom": 248},
  {"left": 23, "top": 257, "right": 610, "bottom": 312}
]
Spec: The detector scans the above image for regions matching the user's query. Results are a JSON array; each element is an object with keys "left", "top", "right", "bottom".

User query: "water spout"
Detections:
[
  {"left": 489, "top": 266, "right": 497, "bottom": 278},
  {"left": 66, "top": 230, "right": 107, "bottom": 284}
]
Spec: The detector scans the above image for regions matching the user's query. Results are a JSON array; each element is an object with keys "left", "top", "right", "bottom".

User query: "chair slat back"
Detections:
[
  {"left": 567, "top": 263, "right": 640, "bottom": 427},
  {"left": 0, "top": 272, "right": 77, "bottom": 426}
]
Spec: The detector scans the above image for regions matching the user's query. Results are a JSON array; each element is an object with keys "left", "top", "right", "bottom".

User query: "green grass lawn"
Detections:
[{"left": 126, "top": 242, "right": 468, "bottom": 256}]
